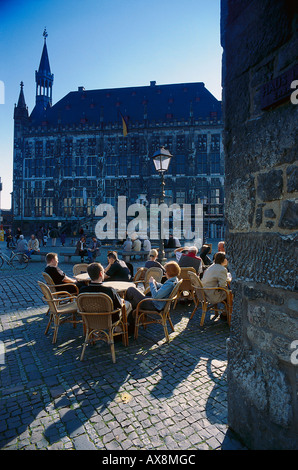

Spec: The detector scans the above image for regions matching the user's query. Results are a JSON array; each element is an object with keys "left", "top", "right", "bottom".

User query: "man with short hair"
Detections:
[
  {"left": 79, "top": 263, "right": 132, "bottom": 322},
  {"left": 44, "top": 252, "right": 80, "bottom": 294},
  {"left": 104, "top": 251, "right": 131, "bottom": 281},
  {"left": 201, "top": 252, "right": 232, "bottom": 314}
]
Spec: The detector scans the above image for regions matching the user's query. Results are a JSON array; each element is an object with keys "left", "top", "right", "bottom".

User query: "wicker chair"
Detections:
[
  {"left": 38, "top": 281, "right": 80, "bottom": 344},
  {"left": 134, "top": 279, "right": 183, "bottom": 342},
  {"left": 173, "top": 266, "right": 196, "bottom": 308},
  {"left": 134, "top": 267, "right": 163, "bottom": 293},
  {"left": 77, "top": 293, "right": 125, "bottom": 363},
  {"left": 188, "top": 271, "right": 233, "bottom": 326},
  {"left": 73, "top": 263, "right": 89, "bottom": 276},
  {"left": 42, "top": 271, "right": 79, "bottom": 295},
  {"left": 133, "top": 267, "right": 148, "bottom": 283}
]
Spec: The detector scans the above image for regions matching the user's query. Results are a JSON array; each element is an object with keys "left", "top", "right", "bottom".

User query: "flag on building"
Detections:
[{"left": 120, "top": 112, "right": 128, "bottom": 137}]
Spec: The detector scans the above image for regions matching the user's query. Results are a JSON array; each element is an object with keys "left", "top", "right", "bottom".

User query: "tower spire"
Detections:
[
  {"left": 14, "top": 81, "right": 28, "bottom": 120},
  {"left": 35, "top": 28, "right": 54, "bottom": 109}
]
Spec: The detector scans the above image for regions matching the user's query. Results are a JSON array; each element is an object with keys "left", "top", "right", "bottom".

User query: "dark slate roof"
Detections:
[{"left": 29, "top": 81, "right": 222, "bottom": 126}]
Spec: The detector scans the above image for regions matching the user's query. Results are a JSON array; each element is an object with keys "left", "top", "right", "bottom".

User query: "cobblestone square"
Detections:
[{"left": 0, "top": 245, "right": 246, "bottom": 450}]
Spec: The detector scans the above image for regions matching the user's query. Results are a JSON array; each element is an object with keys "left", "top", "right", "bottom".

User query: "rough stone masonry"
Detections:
[{"left": 221, "top": 0, "right": 298, "bottom": 449}]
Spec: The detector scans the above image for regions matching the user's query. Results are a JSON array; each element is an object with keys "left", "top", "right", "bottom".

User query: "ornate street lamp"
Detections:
[{"left": 152, "top": 147, "right": 173, "bottom": 262}]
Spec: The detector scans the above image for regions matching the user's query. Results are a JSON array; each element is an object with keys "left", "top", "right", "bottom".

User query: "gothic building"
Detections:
[{"left": 13, "top": 33, "right": 224, "bottom": 239}]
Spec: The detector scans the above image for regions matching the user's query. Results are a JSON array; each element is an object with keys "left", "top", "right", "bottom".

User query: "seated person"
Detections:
[
  {"left": 126, "top": 261, "right": 180, "bottom": 312},
  {"left": 79, "top": 263, "right": 132, "bottom": 321},
  {"left": 142, "top": 238, "right": 151, "bottom": 252},
  {"left": 16, "top": 235, "right": 28, "bottom": 254},
  {"left": 165, "top": 234, "right": 181, "bottom": 249},
  {"left": 104, "top": 251, "right": 131, "bottom": 281},
  {"left": 174, "top": 246, "right": 189, "bottom": 262},
  {"left": 213, "top": 241, "right": 226, "bottom": 260},
  {"left": 44, "top": 252, "right": 83, "bottom": 294},
  {"left": 145, "top": 249, "right": 165, "bottom": 273},
  {"left": 122, "top": 237, "right": 132, "bottom": 252},
  {"left": 218, "top": 241, "right": 225, "bottom": 252},
  {"left": 26, "top": 234, "right": 40, "bottom": 259},
  {"left": 75, "top": 236, "right": 87, "bottom": 262},
  {"left": 87, "top": 236, "right": 101, "bottom": 263},
  {"left": 200, "top": 245, "right": 212, "bottom": 267},
  {"left": 132, "top": 237, "right": 141, "bottom": 252},
  {"left": 201, "top": 252, "right": 232, "bottom": 318},
  {"left": 178, "top": 246, "right": 202, "bottom": 274}
]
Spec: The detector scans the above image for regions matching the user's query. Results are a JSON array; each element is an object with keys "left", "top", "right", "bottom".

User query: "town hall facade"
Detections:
[{"left": 13, "top": 33, "right": 224, "bottom": 240}]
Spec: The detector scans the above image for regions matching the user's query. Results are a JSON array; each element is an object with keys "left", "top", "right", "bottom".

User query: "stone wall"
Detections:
[{"left": 221, "top": 0, "right": 298, "bottom": 449}]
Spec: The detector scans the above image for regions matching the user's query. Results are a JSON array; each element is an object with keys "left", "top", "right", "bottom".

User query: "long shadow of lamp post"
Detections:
[{"left": 152, "top": 147, "right": 173, "bottom": 263}]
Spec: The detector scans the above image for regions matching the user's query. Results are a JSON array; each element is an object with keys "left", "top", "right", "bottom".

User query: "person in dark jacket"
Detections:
[
  {"left": 178, "top": 246, "right": 202, "bottom": 275},
  {"left": 75, "top": 236, "right": 87, "bottom": 262},
  {"left": 104, "top": 251, "right": 131, "bottom": 281},
  {"left": 79, "top": 263, "right": 128, "bottom": 322}
]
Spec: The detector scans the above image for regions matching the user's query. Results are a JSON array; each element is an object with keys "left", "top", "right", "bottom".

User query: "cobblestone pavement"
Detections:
[{"left": 0, "top": 243, "right": 247, "bottom": 451}]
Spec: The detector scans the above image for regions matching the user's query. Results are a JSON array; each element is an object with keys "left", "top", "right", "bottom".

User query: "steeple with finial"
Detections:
[
  {"left": 35, "top": 28, "right": 54, "bottom": 110},
  {"left": 14, "top": 81, "right": 29, "bottom": 121}
]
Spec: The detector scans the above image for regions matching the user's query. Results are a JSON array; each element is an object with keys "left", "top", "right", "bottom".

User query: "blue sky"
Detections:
[{"left": 0, "top": 0, "right": 222, "bottom": 209}]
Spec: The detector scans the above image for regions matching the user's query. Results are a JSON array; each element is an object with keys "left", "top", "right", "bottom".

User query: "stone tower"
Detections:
[{"left": 221, "top": 0, "right": 298, "bottom": 449}]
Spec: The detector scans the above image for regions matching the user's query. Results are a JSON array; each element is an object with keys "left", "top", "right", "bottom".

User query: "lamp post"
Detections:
[
  {"left": 200, "top": 195, "right": 207, "bottom": 243},
  {"left": 152, "top": 147, "right": 173, "bottom": 263}
]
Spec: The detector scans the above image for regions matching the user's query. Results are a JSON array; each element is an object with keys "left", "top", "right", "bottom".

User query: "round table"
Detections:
[
  {"left": 74, "top": 274, "right": 132, "bottom": 296},
  {"left": 102, "top": 281, "right": 133, "bottom": 295}
]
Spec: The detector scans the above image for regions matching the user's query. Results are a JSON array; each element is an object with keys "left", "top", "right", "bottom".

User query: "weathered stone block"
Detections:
[
  {"left": 247, "top": 304, "right": 267, "bottom": 327},
  {"left": 257, "top": 170, "right": 283, "bottom": 201},
  {"left": 286, "top": 165, "right": 298, "bottom": 193},
  {"left": 278, "top": 199, "right": 298, "bottom": 229},
  {"left": 264, "top": 208, "right": 276, "bottom": 218}
]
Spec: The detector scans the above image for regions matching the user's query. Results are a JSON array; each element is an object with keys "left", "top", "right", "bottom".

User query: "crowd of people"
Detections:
[
  {"left": 42, "top": 237, "right": 232, "bottom": 332},
  {"left": 3, "top": 226, "right": 68, "bottom": 251},
  {"left": 2, "top": 225, "right": 232, "bottom": 327}
]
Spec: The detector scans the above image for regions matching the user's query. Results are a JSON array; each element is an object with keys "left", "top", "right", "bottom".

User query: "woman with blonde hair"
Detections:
[
  {"left": 126, "top": 261, "right": 180, "bottom": 312},
  {"left": 145, "top": 249, "right": 165, "bottom": 273}
]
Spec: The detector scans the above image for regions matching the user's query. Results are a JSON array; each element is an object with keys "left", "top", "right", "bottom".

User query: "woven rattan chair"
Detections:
[
  {"left": 188, "top": 271, "right": 233, "bottom": 326},
  {"left": 73, "top": 263, "right": 89, "bottom": 276},
  {"left": 77, "top": 292, "right": 125, "bottom": 363},
  {"left": 134, "top": 279, "right": 183, "bottom": 342},
  {"left": 134, "top": 267, "right": 163, "bottom": 293},
  {"left": 38, "top": 281, "right": 80, "bottom": 344},
  {"left": 173, "top": 266, "right": 196, "bottom": 308},
  {"left": 42, "top": 271, "right": 79, "bottom": 294},
  {"left": 133, "top": 267, "right": 148, "bottom": 283}
]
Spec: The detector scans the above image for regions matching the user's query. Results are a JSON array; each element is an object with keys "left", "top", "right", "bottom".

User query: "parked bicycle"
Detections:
[{"left": 0, "top": 250, "right": 29, "bottom": 270}]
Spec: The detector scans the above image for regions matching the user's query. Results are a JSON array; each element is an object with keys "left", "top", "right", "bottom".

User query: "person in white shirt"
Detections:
[
  {"left": 143, "top": 238, "right": 151, "bottom": 251},
  {"left": 26, "top": 234, "right": 40, "bottom": 258},
  {"left": 202, "top": 252, "right": 232, "bottom": 307},
  {"left": 132, "top": 237, "right": 141, "bottom": 252}
]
